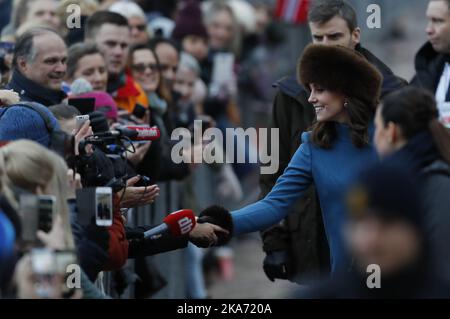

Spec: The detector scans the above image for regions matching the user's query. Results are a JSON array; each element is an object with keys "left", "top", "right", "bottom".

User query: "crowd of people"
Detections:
[{"left": 0, "top": 0, "right": 449, "bottom": 299}]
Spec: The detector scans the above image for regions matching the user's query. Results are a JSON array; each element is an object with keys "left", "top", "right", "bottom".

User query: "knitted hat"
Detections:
[
  {"left": 172, "top": 0, "right": 208, "bottom": 41},
  {"left": 75, "top": 91, "right": 118, "bottom": 121},
  {"left": 298, "top": 44, "right": 383, "bottom": 109},
  {"left": 0, "top": 104, "right": 59, "bottom": 147}
]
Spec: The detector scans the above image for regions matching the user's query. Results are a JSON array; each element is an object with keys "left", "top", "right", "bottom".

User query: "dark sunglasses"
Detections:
[{"left": 132, "top": 63, "right": 160, "bottom": 73}]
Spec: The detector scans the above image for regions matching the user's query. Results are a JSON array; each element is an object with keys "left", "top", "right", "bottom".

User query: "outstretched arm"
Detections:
[{"left": 232, "top": 136, "right": 313, "bottom": 235}]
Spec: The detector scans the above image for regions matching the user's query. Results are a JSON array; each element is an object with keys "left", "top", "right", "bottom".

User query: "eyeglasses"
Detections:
[{"left": 131, "top": 63, "right": 160, "bottom": 73}]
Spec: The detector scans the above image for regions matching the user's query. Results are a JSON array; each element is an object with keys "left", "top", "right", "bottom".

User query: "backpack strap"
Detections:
[{"left": 1, "top": 102, "right": 57, "bottom": 134}]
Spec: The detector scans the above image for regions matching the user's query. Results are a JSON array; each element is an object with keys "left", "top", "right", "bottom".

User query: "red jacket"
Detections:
[{"left": 103, "top": 194, "right": 129, "bottom": 270}]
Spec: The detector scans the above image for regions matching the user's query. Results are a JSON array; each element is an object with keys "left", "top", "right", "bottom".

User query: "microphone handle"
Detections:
[{"left": 143, "top": 223, "right": 169, "bottom": 239}]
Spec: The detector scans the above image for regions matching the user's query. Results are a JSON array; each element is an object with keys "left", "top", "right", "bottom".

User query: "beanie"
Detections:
[
  {"left": 0, "top": 104, "right": 59, "bottom": 147},
  {"left": 75, "top": 91, "right": 118, "bottom": 121},
  {"left": 172, "top": 0, "right": 208, "bottom": 41}
]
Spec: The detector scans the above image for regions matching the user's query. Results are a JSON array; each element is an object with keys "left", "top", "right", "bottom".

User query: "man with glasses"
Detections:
[{"left": 85, "top": 11, "right": 148, "bottom": 115}]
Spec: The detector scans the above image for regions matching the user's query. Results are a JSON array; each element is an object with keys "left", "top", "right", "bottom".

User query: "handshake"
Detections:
[
  {"left": 189, "top": 205, "right": 234, "bottom": 248},
  {"left": 126, "top": 206, "right": 234, "bottom": 250}
]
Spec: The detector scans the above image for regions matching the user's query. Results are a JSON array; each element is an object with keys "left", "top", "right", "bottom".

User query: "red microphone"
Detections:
[
  {"left": 96, "top": 126, "right": 160, "bottom": 141},
  {"left": 143, "top": 209, "right": 196, "bottom": 240}
]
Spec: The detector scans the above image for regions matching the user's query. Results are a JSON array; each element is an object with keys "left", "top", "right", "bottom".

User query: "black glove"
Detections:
[
  {"left": 84, "top": 222, "right": 110, "bottom": 252},
  {"left": 198, "top": 205, "right": 233, "bottom": 246},
  {"left": 263, "top": 251, "right": 290, "bottom": 282}
]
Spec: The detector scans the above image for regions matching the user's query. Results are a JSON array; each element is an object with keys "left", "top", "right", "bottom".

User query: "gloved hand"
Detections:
[
  {"left": 198, "top": 205, "right": 233, "bottom": 246},
  {"left": 263, "top": 250, "right": 290, "bottom": 282}
]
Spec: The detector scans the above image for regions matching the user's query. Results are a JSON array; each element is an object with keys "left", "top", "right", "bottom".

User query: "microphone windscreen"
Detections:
[
  {"left": 198, "top": 205, "right": 233, "bottom": 245},
  {"left": 163, "top": 209, "right": 196, "bottom": 236}
]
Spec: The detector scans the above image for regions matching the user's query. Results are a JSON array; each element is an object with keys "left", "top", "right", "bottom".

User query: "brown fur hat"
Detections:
[{"left": 298, "top": 44, "right": 383, "bottom": 109}]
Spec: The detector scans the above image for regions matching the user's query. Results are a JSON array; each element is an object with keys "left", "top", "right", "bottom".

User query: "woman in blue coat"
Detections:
[{"left": 203, "top": 44, "right": 383, "bottom": 274}]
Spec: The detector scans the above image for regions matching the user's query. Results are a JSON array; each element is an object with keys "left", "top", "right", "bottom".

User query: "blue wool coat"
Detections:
[{"left": 231, "top": 123, "right": 378, "bottom": 272}]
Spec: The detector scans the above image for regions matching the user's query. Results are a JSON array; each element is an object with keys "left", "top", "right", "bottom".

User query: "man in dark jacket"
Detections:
[
  {"left": 7, "top": 27, "right": 67, "bottom": 106},
  {"left": 410, "top": 0, "right": 450, "bottom": 128},
  {"left": 260, "top": 0, "right": 407, "bottom": 284}
]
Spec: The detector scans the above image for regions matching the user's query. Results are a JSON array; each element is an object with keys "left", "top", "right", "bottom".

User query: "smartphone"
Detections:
[
  {"left": 75, "top": 114, "right": 90, "bottom": 131},
  {"left": 68, "top": 97, "right": 95, "bottom": 115},
  {"left": 210, "top": 52, "right": 235, "bottom": 97},
  {"left": 38, "top": 195, "right": 55, "bottom": 233},
  {"left": 95, "top": 187, "right": 113, "bottom": 227},
  {"left": 19, "top": 194, "right": 40, "bottom": 244},
  {"left": 19, "top": 195, "right": 54, "bottom": 245},
  {"left": 30, "top": 248, "right": 58, "bottom": 298}
]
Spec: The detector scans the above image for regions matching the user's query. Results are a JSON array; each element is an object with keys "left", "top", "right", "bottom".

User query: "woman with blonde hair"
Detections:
[
  {"left": 0, "top": 140, "right": 110, "bottom": 298},
  {"left": 0, "top": 139, "right": 74, "bottom": 249}
]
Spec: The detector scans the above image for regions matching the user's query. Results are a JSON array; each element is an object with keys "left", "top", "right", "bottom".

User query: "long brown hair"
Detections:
[{"left": 310, "top": 97, "right": 375, "bottom": 149}]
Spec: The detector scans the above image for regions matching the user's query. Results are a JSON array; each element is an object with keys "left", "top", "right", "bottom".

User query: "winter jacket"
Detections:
[
  {"left": 7, "top": 70, "right": 67, "bottom": 106},
  {"left": 127, "top": 225, "right": 189, "bottom": 258},
  {"left": 233, "top": 123, "right": 379, "bottom": 273},
  {"left": 107, "top": 72, "right": 148, "bottom": 115},
  {"left": 138, "top": 105, "right": 190, "bottom": 182},
  {"left": 69, "top": 199, "right": 110, "bottom": 282},
  {"left": 296, "top": 259, "right": 450, "bottom": 299},
  {"left": 260, "top": 44, "right": 406, "bottom": 282},
  {"left": 103, "top": 194, "right": 129, "bottom": 271},
  {"left": 410, "top": 41, "right": 450, "bottom": 92},
  {"left": 385, "top": 131, "right": 450, "bottom": 280}
]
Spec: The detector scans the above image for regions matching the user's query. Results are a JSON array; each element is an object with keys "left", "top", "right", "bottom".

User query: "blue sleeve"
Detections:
[{"left": 231, "top": 133, "right": 313, "bottom": 235}]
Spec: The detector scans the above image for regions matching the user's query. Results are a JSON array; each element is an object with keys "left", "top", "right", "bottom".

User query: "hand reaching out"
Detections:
[
  {"left": 189, "top": 222, "right": 230, "bottom": 248},
  {"left": 118, "top": 176, "right": 160, "bottom": 208}
]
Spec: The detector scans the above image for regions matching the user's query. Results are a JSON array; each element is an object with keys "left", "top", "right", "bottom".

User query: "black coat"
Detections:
[
  {"left": 296, "top": 260, "right": 450, "bottom": 299},
  {"left": 259, "top": 44, "right": 407, "bottom": 284},
  {"left": 411, "top": 41, "right": 450, "bottom": 92},
  {"left": 7, "top": 70, "right": 67, "bottom": 106},
  {"left": 387, "top": 132, "right": 450, "bottom": 280}
]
